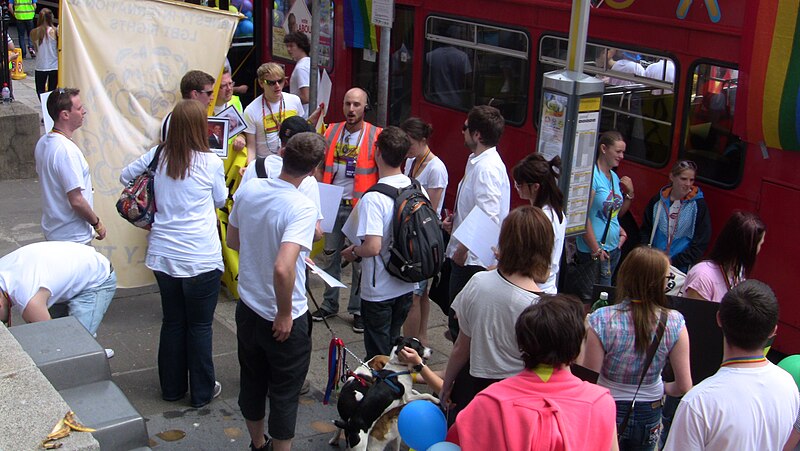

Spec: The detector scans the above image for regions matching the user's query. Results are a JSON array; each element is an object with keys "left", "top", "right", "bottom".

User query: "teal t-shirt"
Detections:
[{"left": 577, "top": 164, "right": 623, "bottom": 253}]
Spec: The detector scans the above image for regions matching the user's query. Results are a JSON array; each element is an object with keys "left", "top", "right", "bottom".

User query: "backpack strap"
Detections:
[
  {"left": 365, "top": 182, "right": 401, "bottom": 199},
  {"left": 255, "top": 156, "right": 268, "bottom": 178}
]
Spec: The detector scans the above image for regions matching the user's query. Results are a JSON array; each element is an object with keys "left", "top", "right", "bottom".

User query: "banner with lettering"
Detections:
[{"left": 59, "top": 0, "right": 239, "bottom": 287}]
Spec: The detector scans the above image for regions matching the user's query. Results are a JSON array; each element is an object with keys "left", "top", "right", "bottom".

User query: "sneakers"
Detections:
[
  {"left": 104, "top": 348, "right": 115, "bottom": 359},
  {"left": 300, "top": 379, "right": 311, "bottom": 395},
  {"left": 249, "top": 434, "right": 272, "bottom": 451},
  {"left": 352, "top": 315, "right": 364, "bottom": 333},
  {"left": 192, "top": 381, "right": 222, "bottom": 408},
  {"left": 311, "top": 308, "right": 335, "bottom": 322}
]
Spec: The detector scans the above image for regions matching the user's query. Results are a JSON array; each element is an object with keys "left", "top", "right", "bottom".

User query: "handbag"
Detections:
[
  {"left": 116, "top": 145, "right": 163, "bottom": 229},
  {"left": 649, "top": 201, "right": 687, "bottom": 296},
  {"left": 617, "top": 309, "right": 669, "bottom": 438}
]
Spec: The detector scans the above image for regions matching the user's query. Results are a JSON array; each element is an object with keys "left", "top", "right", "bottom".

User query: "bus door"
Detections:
[{"left": 351, "top": 5, "right": 415, "bottom": 125}]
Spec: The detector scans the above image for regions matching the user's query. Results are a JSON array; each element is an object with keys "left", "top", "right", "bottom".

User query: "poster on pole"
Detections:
[
  {"left": 371, "top": 0, "right": 395, "bottom": 27},
  {"left": 272, "top": 0, "right": 333, "bottom": 68},
  {"left": 564, "top": 97, "right": 601, "bottom": 235},
  {"left": 537, "top": 91, "right": 568, "bottom": 161}
]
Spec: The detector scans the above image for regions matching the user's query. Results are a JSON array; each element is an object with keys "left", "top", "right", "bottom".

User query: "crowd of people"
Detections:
[{"left": 1, "top": 56, "right": 797, "bottom": 451}]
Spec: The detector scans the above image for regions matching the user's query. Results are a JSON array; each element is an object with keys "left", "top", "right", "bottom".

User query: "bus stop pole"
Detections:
[
  {"left": 309, "top": 0, "right": 320, "bottom": 111},
  {"left": 376, "top": 26, "right": 390, "bottom": 127},
  {"left": 565, "top": 0, "right": 590, "bottom": 73}
]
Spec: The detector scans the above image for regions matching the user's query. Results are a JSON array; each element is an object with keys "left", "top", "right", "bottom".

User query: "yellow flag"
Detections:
[{"left": 59, "top": 0, "right": 239, "bottom": 287}]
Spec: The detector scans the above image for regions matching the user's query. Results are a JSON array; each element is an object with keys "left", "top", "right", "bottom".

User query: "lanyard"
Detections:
[
  {"left": 338, "top": 125, "right": 364, "bottom": 154},
  {"left": 720, "top": 355, "right": 766, "bottom": 367},
  {"left": 51, "top": 128, "right": 71, "bottom": 140},
  {"left": 411, "top": 147, "right": 431, "bottom": 179},
  {"left": 262, "top": 95, "right": 284, "bottom": 153}
]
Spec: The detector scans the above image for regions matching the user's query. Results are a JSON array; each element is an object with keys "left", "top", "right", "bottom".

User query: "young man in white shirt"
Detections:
[
  {"left": 342, "top": 126, "right": 416, "bottom": 359},
  {"left": 35, "top": 88, "right": 106, "bottom": 244},
  {"left": 441, "top": 105, "right": 510, "bottom": 340},
  {"left": 664, "top": 280, "right": 799, "bottom": 451},
  {"left": 243, "top": 63, "right": 305, "bottom": 162},
  {"left": 227, "top": 132, "right": 326, "bottom": 451},
  {"left": 283, "top": 31, "right": 311, "bottom": 117},
  {"left": 0, "top": 242, "right": 116, "bottom": 353}
]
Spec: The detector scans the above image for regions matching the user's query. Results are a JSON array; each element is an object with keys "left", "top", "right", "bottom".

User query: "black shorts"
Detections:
[{"left": 236, "top": 301, "right": 312, "bottom": 440}]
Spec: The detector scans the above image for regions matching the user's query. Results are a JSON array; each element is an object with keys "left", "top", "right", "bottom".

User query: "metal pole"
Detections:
[
  {"left": 565, "top": 0, "right": 591, "bottom": 73},
  {"left": 376, "top": 26, "right": 390, "bottom": 127},
  {"left": 309, "top": 0, "right": 320, "bottom": 112}
]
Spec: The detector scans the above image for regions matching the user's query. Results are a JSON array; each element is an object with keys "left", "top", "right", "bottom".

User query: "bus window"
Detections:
[
  {"left": 424, "top": 16, "right": 529, "bottom": 125},
  {"left": 681, "top": 62, "right": 743, "bottom": 188},
  {"left": 271, "top": 0, "right": 334, "bottom": 69},
  {"left": 538, "top": 36, "right": 676, "bottom": 167}
]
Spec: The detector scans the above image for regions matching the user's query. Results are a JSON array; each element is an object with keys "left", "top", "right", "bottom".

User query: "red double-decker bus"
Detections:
[{"left": 253, "top": 0, "right": 800, "bottom": 352}]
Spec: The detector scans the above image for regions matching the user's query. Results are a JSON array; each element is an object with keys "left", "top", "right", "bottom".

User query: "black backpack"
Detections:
[{"left": 366, "top": 180, "right": 445, "bottom": 283}]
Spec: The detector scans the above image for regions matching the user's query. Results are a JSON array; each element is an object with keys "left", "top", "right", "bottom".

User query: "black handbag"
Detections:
[{"left": 428, "top": 231, "right": 451, "bottom": 315}]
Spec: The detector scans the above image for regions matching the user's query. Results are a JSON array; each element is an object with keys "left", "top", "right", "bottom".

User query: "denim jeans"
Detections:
[
  {"left": 15, "top": 19, "right": 34, "bottom": 57},
  {"left": 616, "top": 400, "right": 663, "bottom": 451},
  {"left": 320, "top": 203, "right": 361, "bottom": 315},
  {"left": 154, "top": 269, "right": 222, "bottom": 407},
  {"left": 236, "top": 302, "right": 311, "bottom": 440},
  {"left": 361, "top": 292, "right": 412, "bottom": 360},
  {"left": 66, "top": 271, "right": 117, "bottom": 336},
  {"left": 599, "top": 247, "right": 622, "bottom": 286}
]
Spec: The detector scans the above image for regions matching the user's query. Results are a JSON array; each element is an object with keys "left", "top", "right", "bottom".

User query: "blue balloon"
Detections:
[
  {"left": 235, "top": 19, "right": 254, "bottom": 37},
  {"left": 398, "top": 401, "right": 447, "bottom": 451},
  {"left": 427, "top": 442, "right": 461, "bottom": 451}
]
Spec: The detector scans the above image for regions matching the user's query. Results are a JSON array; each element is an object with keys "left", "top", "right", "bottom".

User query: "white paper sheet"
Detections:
[
  {"left": 305, "top": 257, "right": 347, "bottom": 288},
  {"left": 318, "top": 183, "right": 344, "bottom": 233},
  {"left": 41, "top": 91, "right": 54, "bottom": 132},
  {"left": 451, "top": 206, "right": 501, "bottom": 267},
  {"left": 341, "top": 204, "right": 361, "bottom": 245},
  {"left": 316, "top": 69, "right": 333, "bottom": 131}
]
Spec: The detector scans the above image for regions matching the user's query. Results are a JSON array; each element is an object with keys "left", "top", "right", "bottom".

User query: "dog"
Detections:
[{"left": 331, "top": 337, "right": 439, "bottom": 450}]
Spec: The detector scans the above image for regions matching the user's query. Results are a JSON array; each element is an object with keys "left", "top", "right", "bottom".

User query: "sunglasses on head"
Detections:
[
  {"left": 676, "top": 160, "right": 698, "bottom": 170},
  {"left": 262, "top": 79, "right": 282, "bottom": 86}
]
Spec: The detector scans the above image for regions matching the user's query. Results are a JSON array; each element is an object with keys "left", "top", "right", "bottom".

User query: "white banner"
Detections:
[{"left": 60, "top": 0, "right": 239, "bottom": 287}]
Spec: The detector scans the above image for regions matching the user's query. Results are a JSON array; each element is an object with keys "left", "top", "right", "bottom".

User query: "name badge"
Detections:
[{"left": 345, "top": 158, "right": 356, "bottom": 178}]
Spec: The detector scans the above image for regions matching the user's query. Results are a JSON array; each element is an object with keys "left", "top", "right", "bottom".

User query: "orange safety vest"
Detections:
[{"left": 322, "top": 121, "right": 381, "bottom": 205}]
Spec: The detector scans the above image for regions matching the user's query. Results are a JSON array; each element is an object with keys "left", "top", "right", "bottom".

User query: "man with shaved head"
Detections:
[{"left": 313, "top": 88, "right": 381, "bottom": 333}]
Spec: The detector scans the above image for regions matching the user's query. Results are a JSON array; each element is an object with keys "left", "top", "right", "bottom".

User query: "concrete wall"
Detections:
[{"left": 0, "top": 102, "right": 40, "bottom": 180}]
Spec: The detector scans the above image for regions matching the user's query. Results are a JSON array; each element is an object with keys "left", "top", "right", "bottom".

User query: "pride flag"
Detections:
[
  {"left": 344, "top": 0, "right": 378, "bottom": 51},
  {"left": 740, "top": 0, "right": 800, "bottom": 151}
]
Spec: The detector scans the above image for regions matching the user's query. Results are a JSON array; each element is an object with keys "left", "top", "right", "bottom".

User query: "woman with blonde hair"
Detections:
[
  {"left": 120, "top": 99, "right": 227, "bottom": 408},
  {"left": 581, "top": 246, "right": 692, "bottom": 450},
  {"left": 29, "top": 8, "right": 58, "bottom": 97},
  {"left": 441, "top": 206, "right": 554, "bottom": 422}
]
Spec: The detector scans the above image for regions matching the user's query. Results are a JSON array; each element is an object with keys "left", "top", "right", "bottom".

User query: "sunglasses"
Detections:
[
  {"left": 197, "top": 89, "right": 215, "bottom": 96},
  {"left": 262, "top": 79, "right": 283, "bottom": 86}
]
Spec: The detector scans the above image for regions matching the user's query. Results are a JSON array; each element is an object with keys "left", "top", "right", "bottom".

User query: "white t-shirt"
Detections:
[
  {"left": 290, "top": 56, "right": 311, "bottom": 116},
  {"left": 330, "top": 128, "right": 365, "bottom": 200},
  {"left": 230, "top": 177, "right": 317, "bottom": 321},
  {"left": 353, "top": 173, "right": 417, "bottom": 302},
  {"left": 243, "top": 93, "right": 305, "bottom": 157},
  {"left": 664, "top": 363, "right": 799, "bottom": 451},
  {"left": 120, "top": 146, "right": 226, "bottom": 276},
  {"left": 451, "top": 270, "right": 540, "bottom": 379},
  {"left": 240, "top": 155, "right": 323, "bottom": 220},
  {"left": 404, "top": 154, "right": 448, "bottom": 215},
  {"left": 35, "top": 132, "right": 94, "bottom": 244},
  {"left": 540, "top": 205, "right": 566, "bottom": 294},
  {"left": 607, "top": 58, "right": 646, "bottom": 86},
  {"left": 446, "top": 147, "right": 511, "bottom": 267},
  {"left": 0, "top": 241, "right": 111, "bottom": 314}
]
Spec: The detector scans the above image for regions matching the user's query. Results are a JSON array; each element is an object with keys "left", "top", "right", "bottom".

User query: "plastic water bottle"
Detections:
[
  {"left": 591, "top": 291, "right": 609, "bottom": 313},
  {"left": 1, "top": 83, "right": 10, "bottom": 103}
]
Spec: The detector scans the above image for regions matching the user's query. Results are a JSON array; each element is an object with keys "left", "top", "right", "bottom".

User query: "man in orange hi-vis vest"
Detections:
[{"left": 313, "top": 87, "right": 381, "bottom": 333}]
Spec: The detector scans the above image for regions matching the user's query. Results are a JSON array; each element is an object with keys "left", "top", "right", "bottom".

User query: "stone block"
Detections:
[
  {"left": 10, "top": 316, "right": 111, "bottom": 390},
  {"left": 0, "top": 101, "right": 39, "bottom": 179}
]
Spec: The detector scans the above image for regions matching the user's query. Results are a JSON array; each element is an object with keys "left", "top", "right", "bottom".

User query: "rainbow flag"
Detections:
[
  {"left": 344, "top": 0, "right": 378, "bottom": 51},
  {"left": 741, "top": 0, "right": 800, "bottom": 151}
]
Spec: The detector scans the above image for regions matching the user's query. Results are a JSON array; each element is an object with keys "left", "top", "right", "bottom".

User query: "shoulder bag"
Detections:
[{"left": 116, "top": 145, "right": 163, "bottom": 229}]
